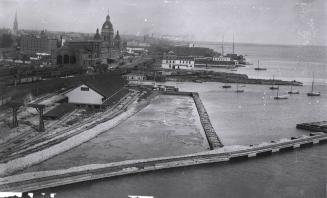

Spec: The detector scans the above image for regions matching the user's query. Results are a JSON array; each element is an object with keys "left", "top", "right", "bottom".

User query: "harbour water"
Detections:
[{"left": 36, "top": 44, "right": 327, "bottom": 198}]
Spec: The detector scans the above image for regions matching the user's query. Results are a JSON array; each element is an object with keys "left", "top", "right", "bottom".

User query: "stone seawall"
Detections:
[
  {"left": 191, "top": 92, "right": 224, "bottom": 149},
  {"left": 163, "top": 91, "right": 224, "bottom": 149}
]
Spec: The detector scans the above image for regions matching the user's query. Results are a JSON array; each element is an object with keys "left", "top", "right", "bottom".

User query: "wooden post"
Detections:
[
  {"left": 29, "top": 104, "right": 45, "bottom": 132},
  {"left": 8, "top": 102, "right": 22, "bottom": 128}
]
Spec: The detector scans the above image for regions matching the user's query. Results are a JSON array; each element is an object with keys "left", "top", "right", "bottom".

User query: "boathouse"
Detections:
[{"left": 65, "top": 73, "right": 128, "bottom": 109}]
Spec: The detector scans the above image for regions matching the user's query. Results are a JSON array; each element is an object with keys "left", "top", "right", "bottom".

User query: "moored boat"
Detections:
[
  {"left": 307, "top": 73, "right": 320, "bottom": 97},
  {"left": 274, "top": 86, "right": 288, "bottom": 100}
]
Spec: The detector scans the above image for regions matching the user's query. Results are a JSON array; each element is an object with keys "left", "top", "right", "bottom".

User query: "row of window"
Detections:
[
  {"left": 165, "top": 60, "right": 192, "bottom": 64},
  {"left": 168, "top": 64, "right": 193, "bottom": 68}
]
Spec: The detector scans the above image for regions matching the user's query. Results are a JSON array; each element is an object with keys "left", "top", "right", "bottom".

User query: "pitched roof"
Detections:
[{"left": 80, "top": 72, "right": 127, "bottom": 98}]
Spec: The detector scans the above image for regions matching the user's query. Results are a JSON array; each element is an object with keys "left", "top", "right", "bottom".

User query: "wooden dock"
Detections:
[
  {"left": 296, "top": 121, "right": 327, "bottom": 133},
  {"left": 1, "top": 134, "right": 326, "bottom": 192}
]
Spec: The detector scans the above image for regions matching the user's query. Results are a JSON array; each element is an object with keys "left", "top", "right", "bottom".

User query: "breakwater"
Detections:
[
  {"left": 162, "top": 91, "right": 224, "bottom": 149},
  {"left": 191, "top": 92, "right": 224, "bottom": 149},
  {"left": 1, "top": 133, "right": 326, "bottom": 192}
]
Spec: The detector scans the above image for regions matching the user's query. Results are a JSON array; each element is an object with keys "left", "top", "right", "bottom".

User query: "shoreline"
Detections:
[{"left": 166, "top": 70, "right": 303, "bottom": 86}]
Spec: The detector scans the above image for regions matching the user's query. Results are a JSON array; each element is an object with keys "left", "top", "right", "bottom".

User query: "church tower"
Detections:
[
  {"left": 13, "top": 11, "right": 18, "bottom": 35},
  {"left": 101, "top": 13, "right": 114, "bottom": 47}
]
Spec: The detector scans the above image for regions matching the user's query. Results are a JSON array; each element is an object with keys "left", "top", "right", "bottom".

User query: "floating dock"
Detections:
[
  {"left": 1, "top": 134, "right": 326, "bottom": 192},
  {"left": 296, "top": 121, "right": 327, "bottom": 133}
]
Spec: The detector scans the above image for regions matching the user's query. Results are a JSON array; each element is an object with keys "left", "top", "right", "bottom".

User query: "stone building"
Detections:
[
  {"left": 20, "top": 30, "right": 57, "bottom": 55},
  {"left": 54, "top": 13, "right": 123, "bottom": 68}
]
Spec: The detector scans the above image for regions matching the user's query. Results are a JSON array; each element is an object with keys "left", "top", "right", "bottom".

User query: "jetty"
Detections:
[
  {"left": 296, "top": 121, "right": 327, "bottom": 133},
  {"left": 162, "top": 91, "right": 223, "bottom": 149},
  {"left": 1, "top": 133, "right": 326, "bottom": 192}
]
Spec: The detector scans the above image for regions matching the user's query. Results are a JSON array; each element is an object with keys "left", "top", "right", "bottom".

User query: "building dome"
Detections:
[{"left": 101, "top": 14, "right": 113, "bottom": 31}]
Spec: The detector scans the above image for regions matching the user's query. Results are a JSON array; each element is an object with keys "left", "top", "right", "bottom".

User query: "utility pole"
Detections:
[
  {"left": 221, "top": 35, "right": 224, "bottom": 56},
  {"left": 29, "top": 104, "right": 45, "bottom": 132},
  {"left": 232, "top": 33, "right": 235, "bottom": 54},
  {"left": 8, "top": 102, "right": 22, "bottom": 128}
]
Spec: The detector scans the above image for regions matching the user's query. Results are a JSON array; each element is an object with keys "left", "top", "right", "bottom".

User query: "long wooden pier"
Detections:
[{"left": 1, "top": 134, "right": 326, "bottom": 192}]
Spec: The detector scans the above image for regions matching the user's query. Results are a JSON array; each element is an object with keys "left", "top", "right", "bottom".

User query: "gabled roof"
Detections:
[{"left": 79, "top": 72, "right": 126, "bottom": 98}]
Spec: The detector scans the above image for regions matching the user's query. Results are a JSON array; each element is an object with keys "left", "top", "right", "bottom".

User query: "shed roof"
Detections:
[{"left": 80, "top": 72, "right": 127, "bottom": 98}]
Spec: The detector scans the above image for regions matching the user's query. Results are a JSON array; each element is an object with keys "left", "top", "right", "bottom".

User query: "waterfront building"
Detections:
[
  {"left": 161, "top": 51, "right": 194, "bottom": 70},
  {"left": 123, "top": 72, "right": 146, "bottom": 83},
  {"left": 64, "top": 73, "right": 128, "bottom": 109},
  {"left": 20, "top": 30, "right": 58, "bottom": 55}
]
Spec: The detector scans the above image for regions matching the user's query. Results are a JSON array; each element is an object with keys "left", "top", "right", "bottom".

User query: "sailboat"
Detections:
[
  {"left": 274, "top": 86, "right": 288, "bottom": 100},
  {"left": 288, "top": 82, "right": 300, "bottom": 94},
  {"left": 235, "top": 81, "right": 244, "bottom": 93},
  {"left": 307, "top": 74, "right": 320, "bottom": 96},
  {"left": 254, "top": 60, "right": 267, "bottom": 71},
  {"left": 269, "top": 75, "right": 279, "bottom": 90}
]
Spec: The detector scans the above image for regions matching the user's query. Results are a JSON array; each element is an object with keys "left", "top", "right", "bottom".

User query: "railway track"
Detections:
[{"left": 0, "top": 91, "right": 141, "bottom": 163}]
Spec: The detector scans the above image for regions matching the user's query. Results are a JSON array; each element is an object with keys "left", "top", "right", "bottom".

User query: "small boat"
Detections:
[
  {"left": 230, "top": 69, "right": 238, "bottom": 71},
  {"left": 274, "top": 86, "right": 288, "bottom": 100},
  {"left": 254, "top": 60, "right": 267, "bottom": 71},
  {"left": 269, "top": 75, "right": 279, "bottom": 90},
  {"left": 235, "top": 81, "right": 244, "bottom": 93},
  {"left": 307, "top": 73, "right": 320, "bottom": 96},
  {"left": 222, "top": 82, "right": 231, "bottom": 88},
  {"left": 288, "top": 84, "right": 300, "bottom": 94},
  {"left": 222, "top": 84, "right": 232, "bottom": 88}
]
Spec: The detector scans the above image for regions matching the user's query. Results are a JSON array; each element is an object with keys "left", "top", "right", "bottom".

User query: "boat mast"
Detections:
[
  {"left": 311, "top": 73, "right": 315, "bottom": 93},
  {"left": 257, "top": 60, "right": 259, "bottom": 69},
  {"left": 221, "top": 35, "right": 224, "bottom": 56},
  {"left": 232, "top": 33, "right": 235, "bottom": 54}
]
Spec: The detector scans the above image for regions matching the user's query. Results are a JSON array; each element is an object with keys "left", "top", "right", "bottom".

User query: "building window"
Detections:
[
  {"left": 81, "top": 87, "right": 89, "bottom": 91},
  {"left": 57, "top": 55, "right": 62, "bottom": 64},
  {"left": 63, "top": 55, "right": 69, "bottom": 64},
  {"left": 70, "top": 56, "right": 76, "bottom": 64}
]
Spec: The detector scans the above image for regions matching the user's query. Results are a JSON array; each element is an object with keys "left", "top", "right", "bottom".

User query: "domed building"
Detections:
[
  {"left": 54, "top": 12, "right": 123, "bottom": 68},
  {"left": 101, "top": 15, "right": 114, "bottom": 44},
  {"left": 96, "top": 13, "right": 123, "bottom": 64}
]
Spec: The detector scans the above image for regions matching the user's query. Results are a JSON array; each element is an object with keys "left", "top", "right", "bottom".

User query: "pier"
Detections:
[
  {"left": 191, "top": 92, "right": 224, "bottom": 149},
  {"left": 0, "top": 134, "right": 326, "bottom": 192},
  {"left": 162, "top": 91, "right": 224, "bottom": 149},
  {"left": 296, "top": 121, "right": 327, "bottom": 133}
]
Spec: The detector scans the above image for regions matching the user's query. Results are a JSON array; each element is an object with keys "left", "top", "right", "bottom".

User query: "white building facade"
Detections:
[
  {"left": 65, "top": 84, "right": 104, "bottom": 105},
  {"left": 161, "top": 51, "right": 194, "bottom": 70}
]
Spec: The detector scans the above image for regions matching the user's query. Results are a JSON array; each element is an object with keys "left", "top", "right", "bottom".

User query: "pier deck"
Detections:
[
  {"left": 296, "top": 121, "right": 327, "bottom": 133},
  {"left": 1, "top": 134, "right": 326, "bottom": 192}
]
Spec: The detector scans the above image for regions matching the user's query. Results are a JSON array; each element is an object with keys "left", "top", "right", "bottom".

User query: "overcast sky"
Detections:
[{"left": 0, "top": 0, "right": 326, "bottom": 45}]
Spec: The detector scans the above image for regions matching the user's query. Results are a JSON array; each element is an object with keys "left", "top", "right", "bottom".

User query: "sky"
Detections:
[{"left": 0, "top": 0, "right": 326, "bottom": 46}]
